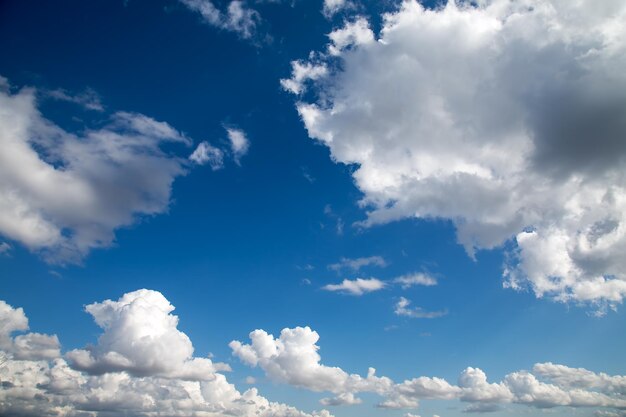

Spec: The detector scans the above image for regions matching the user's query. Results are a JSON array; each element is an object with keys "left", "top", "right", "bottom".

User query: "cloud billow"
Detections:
[{"left": 282, "top": 0, "right": 626, "bottom": 311}]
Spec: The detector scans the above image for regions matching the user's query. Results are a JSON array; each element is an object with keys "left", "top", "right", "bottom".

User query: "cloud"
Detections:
[
  {"left": 0, "top": 242, "right": 10, "bottom": 255},
  {"left": 0, "top": 78, "right": 196, "bottom": 264},
  {"left": 46, "top": 87, "right": 104, "bottom": 111},
  {"left": 393, "top": 273, "right": 437, "bottom": 288},
  {"left": 229, "top": 326, "right": 393, "bottom": 397},
  {"left": 322, "top": 0, "right": 354, "bottom": 19},
  {"left": 66, "top": 289, "right": 230, "bottom": 380},
  {"left": 227, "top": 127, "right": 250, "bottom": 164},
  {"left": 0, "top": 292, "right": 333, "bottom": 417},
  {"left": 394, "top": 297, "right": 447, "bottom": 319},
  {"left": 180, "top": 0, "right": 260, "bottom": 39},
  {"left": 283, "top": 0, "right": 626, "bottom": 311},
  {"left": 231, "top": 325, "right": 626, "bottom": 413},
  {"left": 0, "top": 300, "right": 60, "bottom": 361},
  {"left": 322, "top": 278, "right": 386, "bottom": 295},
  {"left": 281, "top": 61, "right": 328, "bottom": 95},
  {"left": 189, "top": 141, "right": 224, "bottom": 169},
  {"left": 328, "top": 255, "right": 387, "bottom": 272}
]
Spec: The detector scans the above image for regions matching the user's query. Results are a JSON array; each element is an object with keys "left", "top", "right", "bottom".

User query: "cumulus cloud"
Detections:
[
  {"left": 0, "top": 292, "right": 333, "bottom": 417},
  {"left": 282, "top": 0, "right": 626, "bottom": 311},
  {"left": 66, "top": 289, "right": 230, "bottom": 380},
  {"left": 230, "top": 326, "right": 393, "bottom": 398},
  {"left": 394, "top": 297, "right": 447, "bottom": 319},
  {"left": 180, "top": 0, "right": 260, "bottom": 39},
  {"left": 0, "top": 79, "right": 196, "bottom": 264},
  {"left": 322, "top": 277, "right": 386, "bottom": 295},
  {"left": 328, "top": 255, "right": 387, "bottom": 272},
  {"left": 0, "top": 300, "right": 60, "bottom": 361},
  {"left": 189, "top": 141, "right": 224, "bottom": 169},
  {"left": 227, "top": 127, "right": 250, "bottom": 164},
  {"left": 231, "top": 325, "right": 626, "bottom": 413}
]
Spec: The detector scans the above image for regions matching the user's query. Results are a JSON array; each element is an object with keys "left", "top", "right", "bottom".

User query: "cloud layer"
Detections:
[
  {"left": 282, "top": 0, "right": 626, "bottom": 311},
  {"left": 0, "top": 291, "right": 332, "bottom": 417}
]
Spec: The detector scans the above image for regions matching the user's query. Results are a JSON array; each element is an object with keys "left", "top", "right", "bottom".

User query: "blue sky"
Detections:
[{"left": 1, "top": 1, "right": 626, "bottom": 417}]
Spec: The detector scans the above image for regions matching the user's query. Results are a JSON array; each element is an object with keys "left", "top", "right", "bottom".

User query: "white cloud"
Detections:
[
  {"left": 189, "top": 141, "right": 224, "bottom": 169},
  {"left": 322, "top": 277, "right": 386, "bottom": 295},
  {"left": 394, "top": 297, "right": 447, "bottom": 319},
  {"left": 0, "top": 293, "right": 333, "bottom": 417},
  {"left": 0, "top": 300, "right": 60, "bottom": 361},
  {"left": 66, "top": 289, "right": 230, "bottom": 380},
  {"left": 0, "top": 79, "right": 194, "bottom": 264},
  {"left": 46, "top": 87, "right": 104, "bottom": 111},
  {"left": 281, "top": 60, "right": 328, "bottom": 95},
  {"left": 227, "top": 127, "right": 250, "bottom": 164},
  {"left": 322, "top": 0, "right": 354, "bottom": 19},
  {"left": 181, "top": 0, "right": 260, "bottom": 39},
  {"left": 393, "top": 273, "right": 437, "bottom": 288},
  {"left": 284, "top": 0, "right": 626, "bottom": 311},
  {"left": 231, "top": 326, "right": 626, "bottom": 413},
  {"left": 230, "top": 326, "right": 393, "bottom": 397},
  {"left": 328, "top": 255, "right": 387, "bottom": 272}
]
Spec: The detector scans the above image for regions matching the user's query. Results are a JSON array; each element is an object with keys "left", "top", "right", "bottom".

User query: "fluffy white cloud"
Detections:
[
  {"left": 227, "top": 127, "right": 250, "bottom": 164},
  {"left": 281, "top": 61, "right": 328, "bottom": 95},
  {"left": 0, "top": 300, "right": 60, "bottom": 361},
  {"left": 190, "top": 141, "right": 224, "bottom": 169},
  {"left": 394, "top": 297, "right": 447, "bottom": 319},
  {"left": 181, "top": 0, "right": 260, "bottom": 39},
  {"left": 0, "top": 293, "right": 333, "bottom": 417},
  {"left": 283, "top": 0, "right": 626, "bottom": 311},
  {"left": 232, "top": 325, "right": 626, "bottom": 413},
  {"left": 230, "top": 326, "right": 393, "bottom": 398},
  {"left": 328, "top": 255, "right": 387, "bottom": 272},
  {"left": 66, "top": 289, "right": 229, "bottom": 380},
  {"left": 0, "top": 80, "right": 195, "bottom": 264},
  {"left": 322, "top": 277, "right": 386, "bottom": 295}
]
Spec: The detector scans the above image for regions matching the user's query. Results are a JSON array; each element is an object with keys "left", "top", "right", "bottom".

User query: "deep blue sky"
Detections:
[{"left": 1, "top": 1, "right": 625, "bottom": 417}]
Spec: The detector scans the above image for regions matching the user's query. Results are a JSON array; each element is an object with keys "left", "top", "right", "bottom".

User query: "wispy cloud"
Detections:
[
  {"left": 180, "top": 0, "right": 260, "bottom": 39},
  {"left": 394, "top": 297, "right": 447, "bottom": 319},
  {"left": 322, "top": 278, "right": 385, "bottom": 296},
  {"left": 328, "top": 255, "right": 387, "bottom": 272}
]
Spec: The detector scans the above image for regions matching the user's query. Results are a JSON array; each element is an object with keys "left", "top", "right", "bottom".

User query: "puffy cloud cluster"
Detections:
[
  {"left": 282, "top": 0, "right": 626, "bottom": 311},
  {"left": 231, "top": 326, "right": 626, "bottom": 413},
  {"left": 66, "top": 289, "right": 230, "bottom": 380},
  {"left": 0, "top": 79, "right": 200, "bottom": 264},
  {"left": 180, "top": 0, "right": 260, "bottom": 39},
  {"left": 0, "top": 292, "right": 332, "bottom": 417},
  {"left": 229, "top": 326, "right": 393, "bottom": 401}
]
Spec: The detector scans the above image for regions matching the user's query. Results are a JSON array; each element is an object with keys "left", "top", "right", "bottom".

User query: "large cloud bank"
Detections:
[
  {"left": 282, "top": 0, "right": 626, "bottom": 311},
  {"left": 231, "top": 326, "right": 626, "bottom": 413},
  {"left": 0, "top": 290, "right": 332, "bottom": 417}
]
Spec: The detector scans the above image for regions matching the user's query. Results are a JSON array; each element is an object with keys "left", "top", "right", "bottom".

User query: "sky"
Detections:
[{"left": 1, "top": 0, "right": 626, "bottom": 416}]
